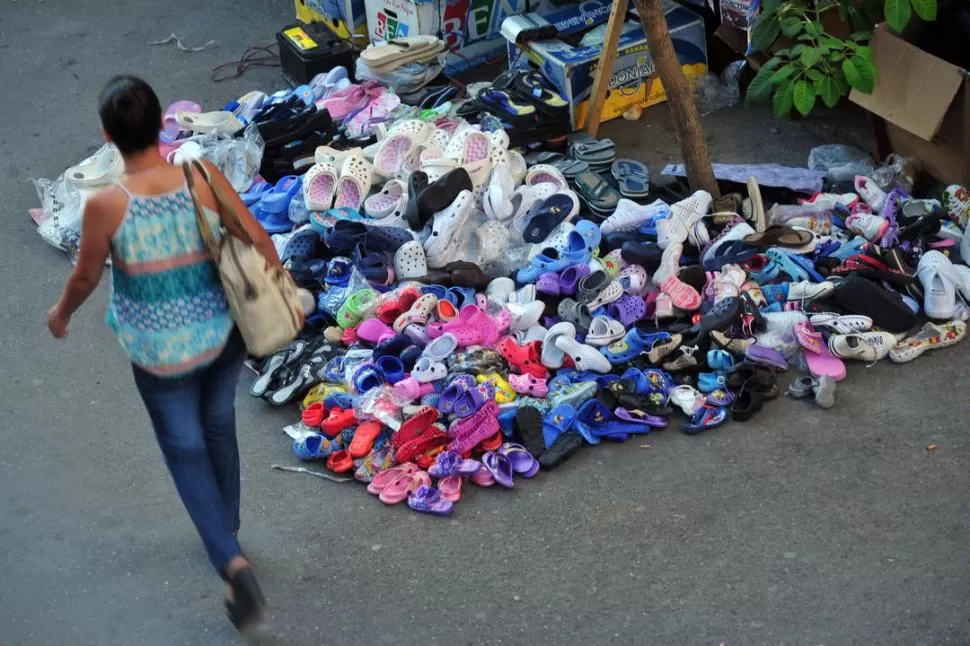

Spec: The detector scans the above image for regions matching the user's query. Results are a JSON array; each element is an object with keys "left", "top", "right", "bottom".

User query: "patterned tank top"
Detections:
[{"left": 106, "top": 181, "right": 234, "bottom": 377}]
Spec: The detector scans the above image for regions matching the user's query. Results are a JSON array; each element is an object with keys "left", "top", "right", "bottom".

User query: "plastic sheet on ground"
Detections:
[{"left": 662, "top": 162, "right": 827, "bottom": 194}]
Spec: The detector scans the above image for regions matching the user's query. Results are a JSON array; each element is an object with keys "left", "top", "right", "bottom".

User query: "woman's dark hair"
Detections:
[{"left": 98, "top": 76, "right": 162, "bottom": 155}]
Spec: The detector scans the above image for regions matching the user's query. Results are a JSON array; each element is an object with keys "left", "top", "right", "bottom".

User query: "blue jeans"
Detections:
[{"left": 132, "top": 329, "right": 246, "bottom": 576}]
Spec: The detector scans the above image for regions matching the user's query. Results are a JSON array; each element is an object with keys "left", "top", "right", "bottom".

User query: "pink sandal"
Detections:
[
  {"left": 508, "top": 373, "right": 549, "bottom": 397},
  {"left": 437, "top": 475, "right": 462, "bottom": 502},
  {"left": 379, "top": 469, "right": 431, "bottom": 504},
  {"left": 661, "top": 275, "right": 702, "bottom": 311}
]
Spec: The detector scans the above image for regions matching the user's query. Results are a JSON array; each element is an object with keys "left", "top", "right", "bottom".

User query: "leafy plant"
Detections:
[{"left": 746, "top": 0, "right": 937, "bottom": 118}]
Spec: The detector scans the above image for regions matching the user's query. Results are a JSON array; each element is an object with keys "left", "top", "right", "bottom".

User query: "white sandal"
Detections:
[
  {"left": 302, "top": 162, "right": 338, "bottom": 212},
  {"left": 333, "top": 155, "right": 373, "bottom": 212}
]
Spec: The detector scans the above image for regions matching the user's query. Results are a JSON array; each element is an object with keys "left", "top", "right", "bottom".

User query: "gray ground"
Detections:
[{"left": 2, "top": 1, "right": 969, "bottom": 644}]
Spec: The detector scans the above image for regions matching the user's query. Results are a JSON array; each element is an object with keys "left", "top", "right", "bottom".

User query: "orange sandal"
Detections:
[{"left": 348, "top": 421, "right": 384, "bottom": 458}]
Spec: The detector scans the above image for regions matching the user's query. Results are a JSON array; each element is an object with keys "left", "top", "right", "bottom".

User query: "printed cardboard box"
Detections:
[
  {"left": 295, "top": 0, "right": 369, "bottom": 43},
  {"left": 364, "top": 0, "right": 556, "bottom": 74},
  {"left": 503, "top": 0, "right": 708, "bottom": 129}
]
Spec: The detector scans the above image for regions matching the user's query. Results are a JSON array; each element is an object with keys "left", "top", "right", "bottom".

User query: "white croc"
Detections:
[
  {"left": 412, "top": 357, "right": 448, "bottom": 383},
  {"left": 424, "top": 190, "right": 475, "bottom": 268},
  {"left": 657, "top": 190, "right": 712, "bottom": 249},
  {"left": 554, "top": 335, "right": 612, "bottom": 373},
  {"left": 585, "top": 316, "right": 626, "bottom": 346},
  {"left": 373, "top": 134, "right": 414, "bottom": 180},
  {"left": 485, "top": 277, "right": 516, "bottom": 304},
  {"left": 303, "top": 162, "right": 338, "bottom": 212},
  {"left": 525, "top": 164, "right": 567, "bottom": 190},
  {"left": 175, "top": 110, "right": 243, "bottom": 134},
  {"left": 364, "top": 179, "right": 408, "bottom": 219},
  {"left": 393, "top": 241, "right": 427, "bottom": 280},
  {"left": 315, "top": 145, "right": 362, "bottom": 166},
  {"left": 65, "top": 144, "right": 124, "bottom": 189},
  {"left": 483, "top": 163, "right": 515, "bottom": 222},
  {"left": 333, "top": 154, "right": 374, "bottom": 212},
  {"left": 541, "top": 322, "right": 577, "bottom": 368},
  {"left": 422, "top": 332, "right": 458, "bottom": 361},
  {"left": 461, "top": 132, "right": 492, "bottom": 165},
  {"left": 507, "top": 149, "right": 527, "bottom": 185},
  {"left": 466, "top": 159, "right": 492, "bottom": 208},
  {"left": 508, "top": 301, "right": 545, "bottom": 332}
]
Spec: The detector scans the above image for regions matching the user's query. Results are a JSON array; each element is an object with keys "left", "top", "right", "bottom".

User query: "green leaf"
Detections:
[
  {"left": 745, "top": 59, "right": 782, "bottom": 105},
  {"left": 885, "top": 0, "right": 912, "bottom": 31},
  {"left": 806, "top": 69, "right": 825, "bottom": 83},
  {"left": 850, "top": 54, "right": 877, "bottom": 92},
  {"left": 828, "top": 50, "right": 845, "bottom": 62},
  {"left": 855, "top": 45, "right": 874, "bottom": 64},
  {"left": 773, "top": 48, "right": 792, "bottom": 57},
  {"left": 800, "top": 47, "right": 822, "bottom": 67},
  {"left": 770, "top": 63, "right": 798, "bottom": 83},
  {"left": 763, "top": 0, "right": 781, "bottom": 14},
  {"left": 797, "top": 33, "right": 815, "bottom": 41},
  {"left": 773, "top": 81, "right": 795, "bottom": 118},
  {"left": 833, "top": 74, "right": 850, "bottom": 95},
  {"left": 818, "top": 76, "right": 842, "bottom": 107},
  {"left": 793, "top": 80, "right": 817, "bottom": 115},
  {"left": 804, "top": 21, "right": 822, "bottom": 36},
  {"left": 843, "top": 57, "right": 861, "bottom": 88},
  {"left": 851, "top": 30, "right": 874, "bottom": 40},
  {"left": 910, "top": 0, "right": 937, "bottom": 20},
  {"left": 780, "top": 16, "right": 803, "bottom": 37},
  {"left": 751, "top": 17, "right": 782, "bottom": 52}
]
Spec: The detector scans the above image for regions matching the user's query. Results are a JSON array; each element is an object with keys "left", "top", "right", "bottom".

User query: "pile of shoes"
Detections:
[{"left": 70, "top": 62, "right": 970, "bottom": 518}]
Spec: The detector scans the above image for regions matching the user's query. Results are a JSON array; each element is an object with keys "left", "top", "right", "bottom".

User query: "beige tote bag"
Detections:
[{"left": 183, "top": 161, "right": 301, "bottom": 357}]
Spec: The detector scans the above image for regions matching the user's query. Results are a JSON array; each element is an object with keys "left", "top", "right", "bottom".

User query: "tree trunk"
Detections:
[{"left": 632, "top": 0, "right": 720, "bottom": 198}]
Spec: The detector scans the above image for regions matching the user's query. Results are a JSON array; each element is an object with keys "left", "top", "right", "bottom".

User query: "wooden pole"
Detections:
[
  {"left": 584, "top": 0, "right": 629, "bottom": 137},
  {"left": 632, "top": 0, "right": 720, "bottom": 197}
]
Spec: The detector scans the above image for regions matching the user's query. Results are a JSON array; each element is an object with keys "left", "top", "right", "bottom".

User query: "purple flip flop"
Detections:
[
  {"left": 614, "top": 407, "right": 668, "bottom": 428},
  {"left": 498, "top": 442, "right": 540, "bottom": 478},
  {"left": 482, "top": 451, "right": 515, "bottom": 488}
]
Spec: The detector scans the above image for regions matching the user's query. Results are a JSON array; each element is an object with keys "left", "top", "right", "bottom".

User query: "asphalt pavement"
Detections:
[{"left": 1, "top": 1, "right": 968, "bottom": 644}]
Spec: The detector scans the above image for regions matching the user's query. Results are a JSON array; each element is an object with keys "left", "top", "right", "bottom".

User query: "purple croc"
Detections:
[
  {"left": 408, "top": 485, "right": 454, "bottom": 516},
  {"left": 536, "top": 272, "right": 561, "bottom": 296},
  {"left": 559, "top": 264, "right": 591, "bottom": 296},
  {"left": 482, "top": 451, "right": 515, "bottom": 488},
  {"left": 607, "top": 294, "right": 647, "bottom": 326},
  {"left": 744, "top": 344, "right": 789, "bottom": 371}
]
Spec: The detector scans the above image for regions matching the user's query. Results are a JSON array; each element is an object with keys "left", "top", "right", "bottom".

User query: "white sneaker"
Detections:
[
  {"left": 656, "top": 190, "right": 712, "bottom": 249},
  {"left": 917, "top": 250, "right": 957, "bottom": 319},
  {"left": 810, "top": 312, "right": 873, "bottom": 333},
  {"left": 788, "top": 281, "right": 835, "bottom": 301},
  {"left": 854, "top": 175, "right": 887, "bottom": 211},
  {"left": 828, "top": 331, "right": 896, "bottom": 361},
  {"left": 651, "top": 242, "right": 683, "bottom": 286},
  {"left": 599, "top": 199, "right": 670, "bottom": 235}
]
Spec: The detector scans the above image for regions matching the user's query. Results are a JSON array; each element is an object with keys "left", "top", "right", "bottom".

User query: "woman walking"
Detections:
[{"left": 47, "top": 76, "right": 278, "bottom": 631}]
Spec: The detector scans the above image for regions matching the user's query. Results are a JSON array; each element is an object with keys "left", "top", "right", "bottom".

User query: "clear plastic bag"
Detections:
[
  {"left": 192, "top": 122, "right": 264, "bottom": 192},
  {"left": 289, "top": 194, "right": 310, "bottom": 225},
  {"left": 33, "top": 174, "right": 84, "bottom": 256},
  {"left": 355, "top": 385, "right": 406, "bottom": 430},
  {"left": 870, "top": 153, "right": 921, "bottom": 194},
  {"left": 807, "top": 144, "right": 875, "bottom": 185},
  {"left": 691, "top": 61, "right": 743, "bottom": 117}
]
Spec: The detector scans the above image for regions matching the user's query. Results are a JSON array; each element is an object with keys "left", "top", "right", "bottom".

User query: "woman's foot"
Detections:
[{"left": 224, "top": 556, "right": 266, "bottom": 632}]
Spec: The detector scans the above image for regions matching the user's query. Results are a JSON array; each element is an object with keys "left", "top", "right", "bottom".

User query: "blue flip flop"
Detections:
[
  {"left": 573, "top": 399, "right": 607, "bottom": 445},
  {"left": 611, "top": 159, "right": 651, "bottom": 197},
  {"left": 240, "top": 181, "right": 272, "bottom": 207},
  {"left": 254, "top": 175, "right": 302, "bottom": 233},
  {"left": 542, "top": 405, "right": 578, "bottom": 448},
  {"left": 523, "top": 193, "right": 578, "bottom": 243}
]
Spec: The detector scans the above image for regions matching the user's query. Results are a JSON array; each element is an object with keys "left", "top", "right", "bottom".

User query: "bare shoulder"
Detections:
[{"left": 82, "top": 185, "right": 129, "bottom": 233}]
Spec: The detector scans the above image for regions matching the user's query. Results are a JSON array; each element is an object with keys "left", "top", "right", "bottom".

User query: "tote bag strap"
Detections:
[
  {"left": 182, "top": 161, "right": 223, "bottom": 261},
  {"left": 189, "top": 160, "right": 254, "bottom": 245}
]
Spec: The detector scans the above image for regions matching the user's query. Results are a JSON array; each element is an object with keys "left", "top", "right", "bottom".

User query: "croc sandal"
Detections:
[
  {"left": 585, "top": 316, "right": 626, "bottom": 346},
  {"left": 525, "top": 164, "right": 568, "bottom": 190},
  {"left": 554, "top": 336, "right": 613, "bottom": 374},
  {"left": 496, "top": 337, "right": 548, "bottom": 379},
  {"left": 680, "top": 405, "right": 728, "bottom": 434},
  {"left": 601, "top": 328, "right": 669, "bottom": 364},
  {"left": 557, "top": 298, "right": 593, "bottom": 333},
  {"left": 509, "top": 374, "right": 549, "bottom": 398},
  {"left": 611, "top": 159, "right": 650, "bottom": 197},
  {"left": 498, "top": 442, "right": 540, "bottom": 478},
  {"left": 516, "top": 247, "right": 574, "bottom": 283},
  {"left": 302, "top": 162, "right": 338, "bottom": 211},
  {"left": 542, "top": 405, "right": 577, "bottom": 448},
  {"left": 607, "top": 294, "right": 647, "bottom": 327},
  {"left": 375, "top": 355, "right": 405, "bottom": 384},
  {"left": 333, "top": 154, "right": 373, "bottom": 212},
  {"left": 584, "top": 277, "right": 624, "bottom": 311},
  {"left": 559, "top": 264, "right": 591, "bottom": 296},
  {"left": 336, "top": 289, "right": 378, "bottom": 329},
  {"left": 348, "top": 421, "right": 383, "bottom": 458},
  {"left": 393, "top": 293, "right": 437, "bottom": 332},
  {"left": 407, "top": 484, "right": 454, "bottom": 515},
  {"left": 541, "top": 322, "right": 577, "bottom": 369}
]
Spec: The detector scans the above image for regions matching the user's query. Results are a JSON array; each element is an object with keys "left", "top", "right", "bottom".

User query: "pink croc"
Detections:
[
  {"left": 509, "top": 373, "right": 549, "bottom": 397},
  {"left": 357, "top": 318, "right": 395, "bottom": 344},
  {"left": 661, "top": 275, "right": 702, "bottom": 311}
]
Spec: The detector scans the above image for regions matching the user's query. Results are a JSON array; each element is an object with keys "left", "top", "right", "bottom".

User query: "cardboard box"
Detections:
[
  {"left": 363, "top": 0, "right": 556, "bottom": 75},
  {"left": 503, "top": 0, "right": 708, "bottom": 129},
  {"left": 720, "top": 0, "right": 759, "bottom": 31},
  {"left": 849, "top": 23, "right": 970, "bottom": 185},
  {"left": 295, "top": 0, "right": 369, "bottom": 43}
]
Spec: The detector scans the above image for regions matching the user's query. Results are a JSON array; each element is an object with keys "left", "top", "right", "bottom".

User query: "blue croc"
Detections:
[
  {"left": 375, "top": 355, "right": 405, "bottom": 384},
  {"left": 573, "top": 220, "right": 602, "bottom": 255},
  {"left": 543, "top": 405, "right": 578, "bottom": 448},
  {"left": 324, "top": 257, "right": 354, "bottom": 287},
  {"left": 517, "top": 247, "right": 573, "bottom": 283},
  {"left": 240, "top": 181, "right": 272, "bottom": 207},
  {"left": 324, "top": 392, "right": 355, "bottom": 410},
  {"left": 681, "top": 405, "right": 728, "bottom": 434},
  {"left": 323, "top": 220, "right": 369, "bottom": 253},
  {"left": 280, "top": 226, "right": 324, "bottom": 264},
  {"left": 366, "top": 225, "right": 414, "bottom": 252},
  {"left": 698, "top": 371, "right": 728, "bottom": 394},
  {"left": 706, "top": 349, "right": 735, "bottom": 372},
  {"left": 421, "top": 284, "right": 449, "bottom": 300},
  {"left": 353, "top": 363, "right": 382, "bottom": 393},
  {"left": 293, "top": 433, "right": 341, "bottom": 460},
  {"left": 765, "top": 248, "right": 822, "bottom": 282},
  {"left": 601, "top": 329, "right": 671, "bottom": 364},
  {"left": 447, "top": 286, "right": 476, "bottom": 309}
]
